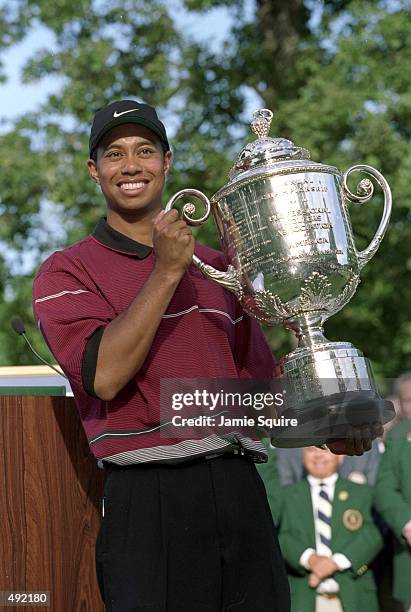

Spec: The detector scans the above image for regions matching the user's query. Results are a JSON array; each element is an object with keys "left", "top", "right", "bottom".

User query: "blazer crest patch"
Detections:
[{"left": 343, "top": 509, "right": 363, "bottom": 530}]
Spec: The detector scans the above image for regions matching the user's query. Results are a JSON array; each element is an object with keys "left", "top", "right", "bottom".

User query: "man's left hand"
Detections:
[{"left": 326, "top": 422, "right": 383, "bottom": 456}]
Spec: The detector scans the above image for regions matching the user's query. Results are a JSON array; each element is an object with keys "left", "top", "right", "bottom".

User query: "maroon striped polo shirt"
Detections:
[{"left": 32, "top": 218, "right": 278, "bottom": 465}]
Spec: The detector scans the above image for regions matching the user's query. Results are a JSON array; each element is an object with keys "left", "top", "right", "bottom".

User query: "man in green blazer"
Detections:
[
  {"left": 374, "top": 372, "right": 411, "bottom": 611},
  {"left": 279, "top": 446, "right": 382, "bottom": 612},
  {"left": 257, "top": 437, "right": 282, "bottom": 526}
]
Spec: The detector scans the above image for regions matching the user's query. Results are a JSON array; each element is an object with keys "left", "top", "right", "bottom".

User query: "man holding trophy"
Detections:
[{"left": 33, "top": 99, "right": 391, "bottom": 611}]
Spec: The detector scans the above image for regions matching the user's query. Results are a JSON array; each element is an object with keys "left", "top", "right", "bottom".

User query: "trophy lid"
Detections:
[{"left": 228, "top": 109, "right": 311, "bottom": 181}]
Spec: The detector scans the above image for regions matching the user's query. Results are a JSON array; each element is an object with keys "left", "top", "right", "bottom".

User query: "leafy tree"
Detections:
[{"left": 0, "top": 0, "right": 410, "bottom": 386}]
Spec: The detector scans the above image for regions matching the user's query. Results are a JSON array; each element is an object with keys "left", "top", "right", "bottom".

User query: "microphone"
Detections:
[
  {"left": 10, "top": 317, "right": 26, "bottom": 335},
  {"left": 10, "top": 317, "right": 68, "bottom": 380}
]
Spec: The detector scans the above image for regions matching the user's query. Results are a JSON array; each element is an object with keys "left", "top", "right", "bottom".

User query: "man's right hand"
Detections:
[{"left": 152, "top": 209, "right": 194, "bottom": 277}]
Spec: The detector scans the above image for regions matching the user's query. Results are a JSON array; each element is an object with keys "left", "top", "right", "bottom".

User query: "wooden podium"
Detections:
[{"left": 0, "top": 396, "right": 104, "bottom": 610}]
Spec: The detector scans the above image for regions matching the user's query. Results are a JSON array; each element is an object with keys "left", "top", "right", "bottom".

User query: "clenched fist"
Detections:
[
  {"left": 326, "top": 422, "right": 384, "bottom": 456},
  {"left": 152, "top": 209, "right": 195, "bottom": 278}
]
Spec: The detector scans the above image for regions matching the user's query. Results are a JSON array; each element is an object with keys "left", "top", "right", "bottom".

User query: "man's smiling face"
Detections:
[
  {"left": 87, "top": 123, "right": 172, "bottom": 218},
  {"left": 303, "top": 446, "right": 342, "bottom": 479}
]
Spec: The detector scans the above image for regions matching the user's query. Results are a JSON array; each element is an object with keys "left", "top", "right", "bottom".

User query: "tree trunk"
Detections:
[{"left": 255, "top": 0, "right": 309, "bottom": 106}]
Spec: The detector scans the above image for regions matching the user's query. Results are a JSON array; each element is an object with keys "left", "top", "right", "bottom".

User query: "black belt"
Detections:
[{"left": 204, "top": 448, "right": 246, "bottom": 461}]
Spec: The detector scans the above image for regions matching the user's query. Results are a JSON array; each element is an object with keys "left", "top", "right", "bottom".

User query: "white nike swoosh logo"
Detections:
[{"left": 113, "top": 108, "right": 140, "bottom": 117}]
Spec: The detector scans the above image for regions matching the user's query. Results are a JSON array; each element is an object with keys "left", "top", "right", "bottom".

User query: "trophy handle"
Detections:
[
  {"left": 164, "top": 189, "right": 243, "bottom": 299},
  {"left": 342, "top": 164, "right": 392, "bottom": 270}
]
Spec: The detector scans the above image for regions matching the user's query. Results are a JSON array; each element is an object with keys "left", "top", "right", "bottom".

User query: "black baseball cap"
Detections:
[{"left": 89, "top": 99, "right": 170, "bottom": 158}]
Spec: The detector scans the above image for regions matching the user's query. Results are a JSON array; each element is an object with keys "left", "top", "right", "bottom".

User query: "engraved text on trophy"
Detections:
[{"left": 222, "top": 172, "right": 357, "bottom": 279}]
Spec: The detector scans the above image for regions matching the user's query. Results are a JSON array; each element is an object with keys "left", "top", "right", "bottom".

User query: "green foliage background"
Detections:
[{"left": 0, "top": 0, "right": 410, "bottom": 382}]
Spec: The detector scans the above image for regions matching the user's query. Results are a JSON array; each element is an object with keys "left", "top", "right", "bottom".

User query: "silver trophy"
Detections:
[{"left": 166, "top": 109, "right": 394, "bottom": 445}]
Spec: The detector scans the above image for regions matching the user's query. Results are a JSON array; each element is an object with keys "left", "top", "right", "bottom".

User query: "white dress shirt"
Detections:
[{"left": 299, "top": 473, "right": 351, "bottom": 593}]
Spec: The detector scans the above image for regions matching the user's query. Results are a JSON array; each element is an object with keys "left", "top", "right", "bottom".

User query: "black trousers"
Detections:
[{"left": 96, "top": 454, "right": 290, "bottom": 612}]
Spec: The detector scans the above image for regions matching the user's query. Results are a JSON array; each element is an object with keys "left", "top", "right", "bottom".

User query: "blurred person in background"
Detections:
[
  {"left": 257, "top": 438, "right": 282, "bottom": 526},
  {"left": 393, "top": 373, "right": 411, "bottom": 420},
  {"left": 279, "top": 446, "right": 382, "bottom": 612},
  {"left": 382, "top": 393, "right": 402, "bottom": 439},
  {"left": 374, "top": 372, "right": 411, "bottom": 612},
  {"left": 276, "top": 440, "right": 382, "bottom": 487}
]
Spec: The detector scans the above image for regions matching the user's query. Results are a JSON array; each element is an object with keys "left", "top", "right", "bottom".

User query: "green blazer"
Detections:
[
  {"left": 279, "top": 478, "right": 382, "bottom": 612},
  {"left": 374, "top": 420, "right": 411, "bottom": 603},
  {"left": 256, "top": 437, "right": 283, "bottom": 526}
]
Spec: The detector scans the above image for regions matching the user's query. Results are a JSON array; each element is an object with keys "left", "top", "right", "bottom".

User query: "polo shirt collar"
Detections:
[{"left": 92, "top": 217, "right": 152, "bottom": 258}]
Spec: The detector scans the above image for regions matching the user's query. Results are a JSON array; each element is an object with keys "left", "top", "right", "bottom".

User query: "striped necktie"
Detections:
[{"left": 316, "top": 483, "right": 332, "bottom": 553}]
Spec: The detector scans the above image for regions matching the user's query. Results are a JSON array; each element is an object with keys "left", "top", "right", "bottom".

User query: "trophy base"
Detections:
[
  {"left": 268, "top": 341, "right": 395, "bottom": 448},
  {"left": 270, "top": 390, "right": 394, "bottom": 448}
]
